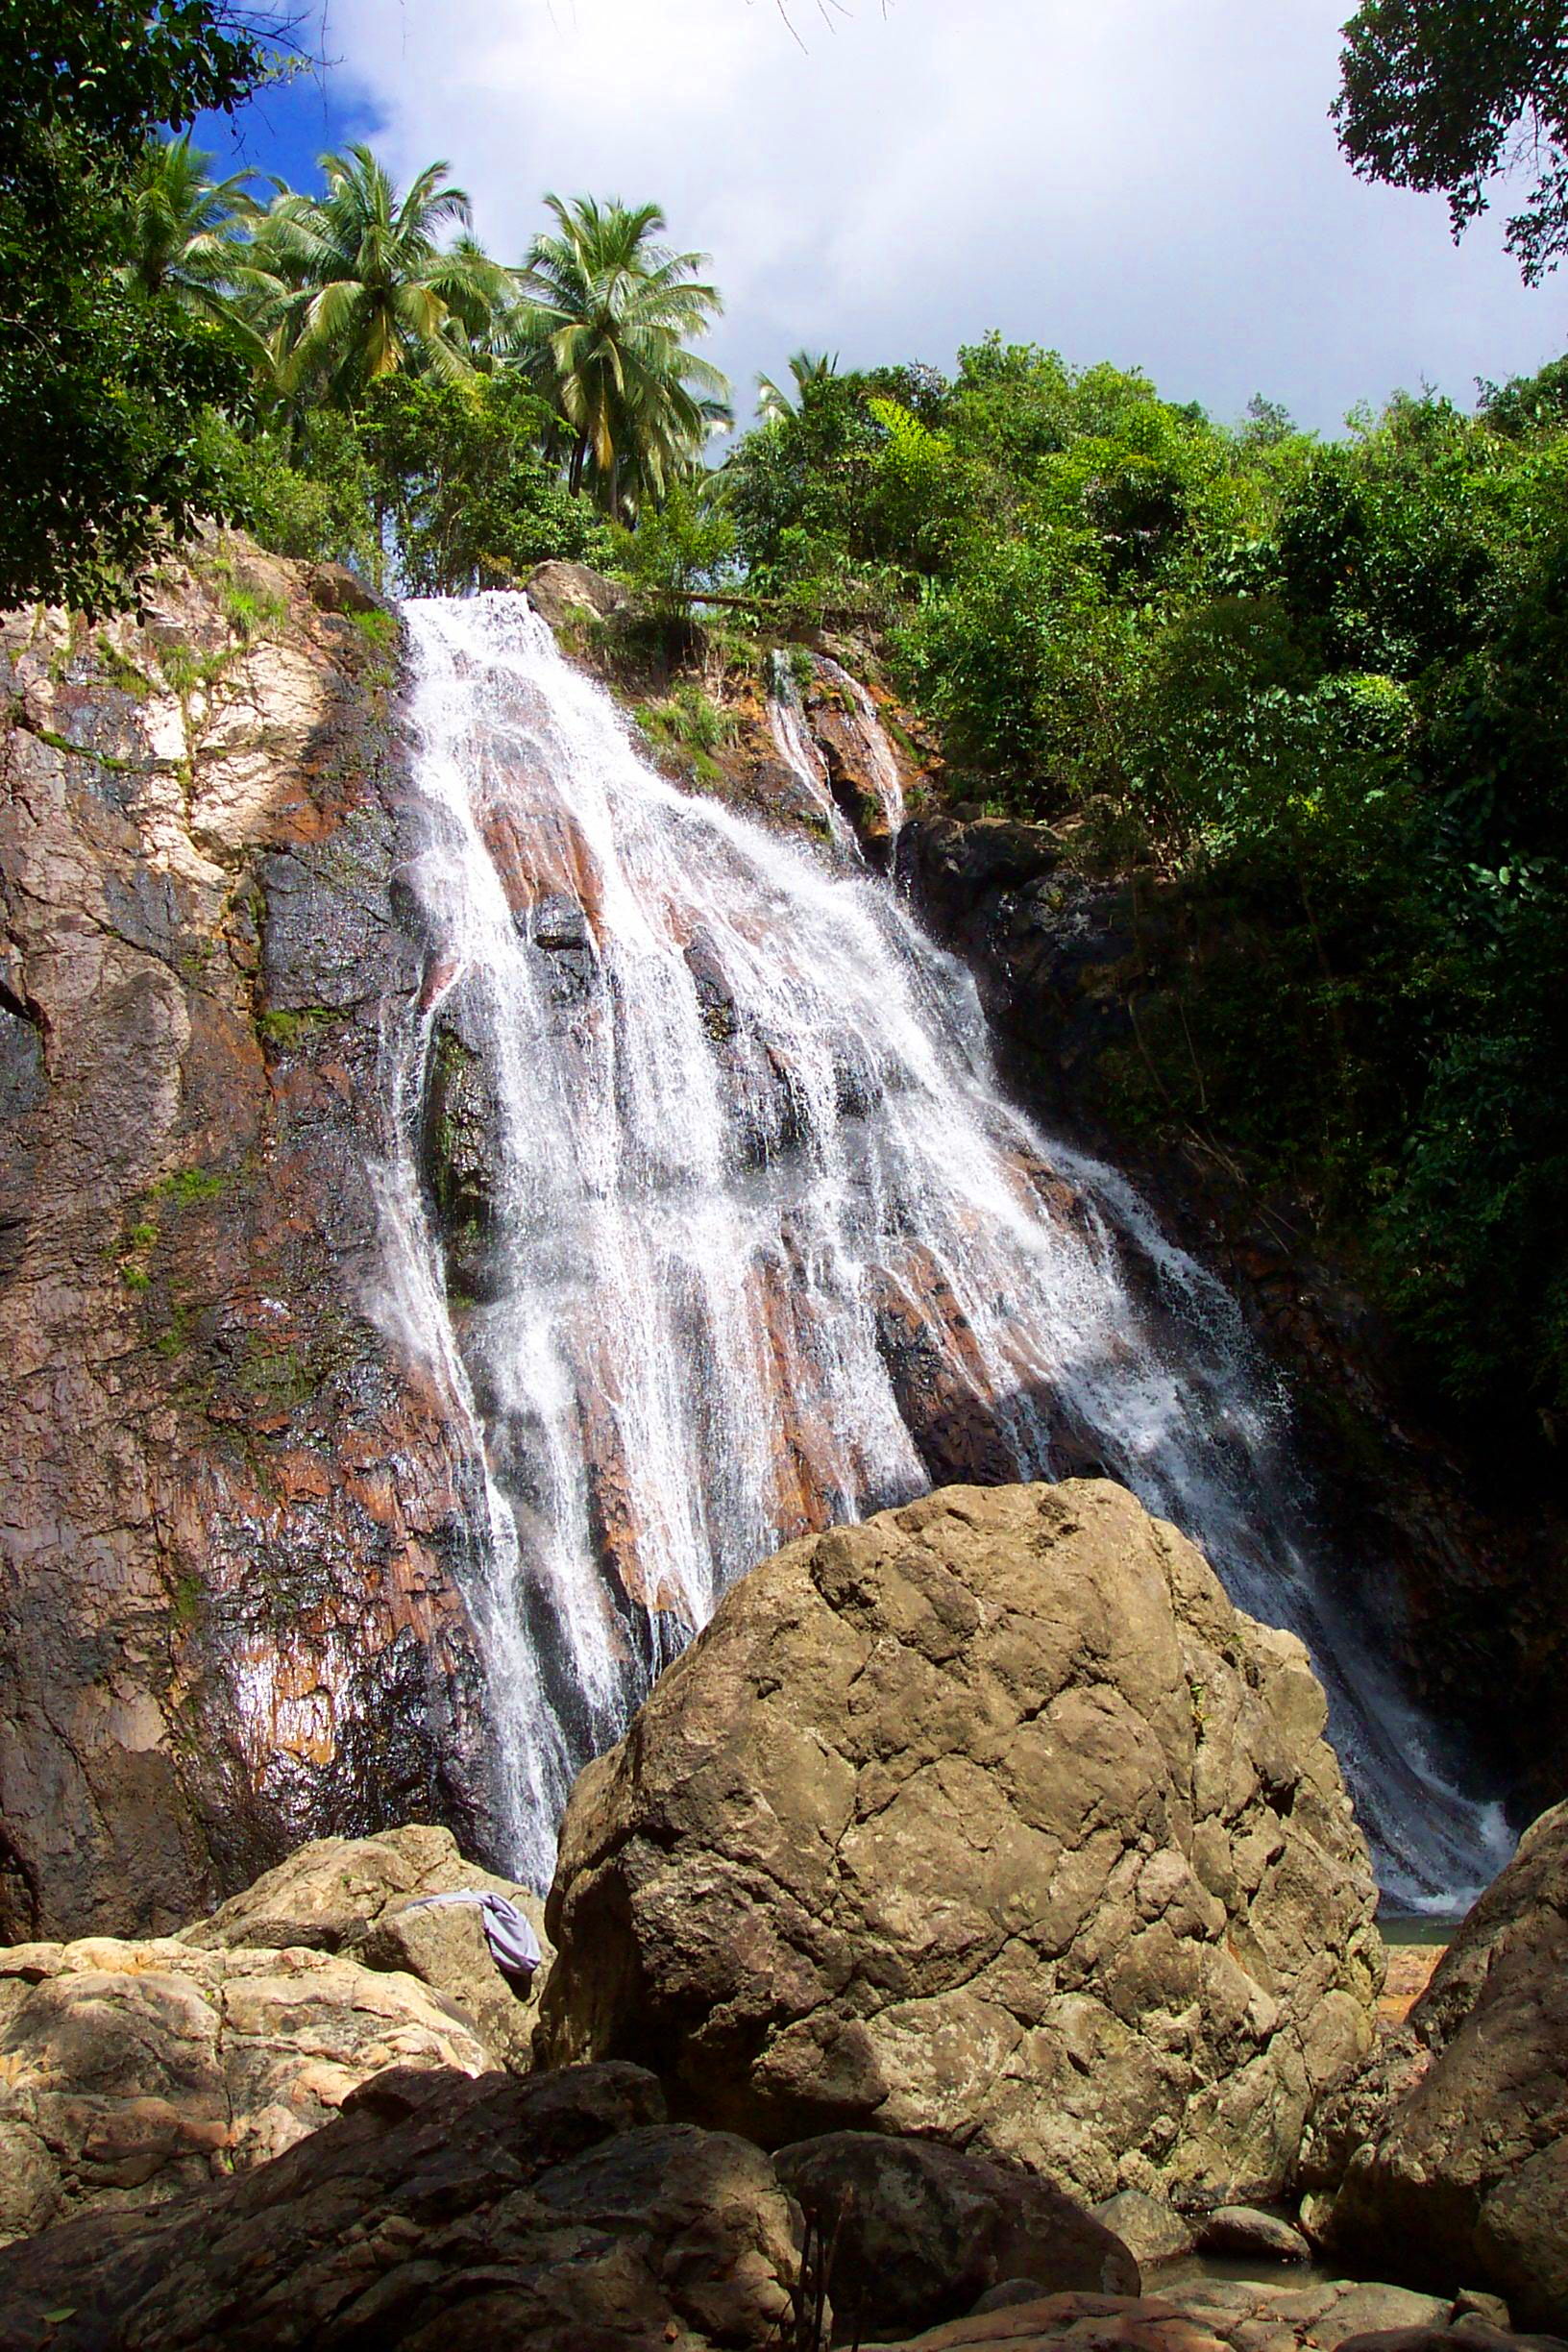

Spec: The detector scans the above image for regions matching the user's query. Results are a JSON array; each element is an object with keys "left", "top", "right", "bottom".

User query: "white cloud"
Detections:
[{"left": 327, "top": 0, "right": 1560, "bottom": 429}]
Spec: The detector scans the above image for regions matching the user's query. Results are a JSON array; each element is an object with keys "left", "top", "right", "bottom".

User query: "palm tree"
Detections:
[
  {"left": 120, "top": 135, "right": 260, "bottom": 329},
  {"left": 755, "top": 349, "right": 839, "bottom": 423},
  {"left": 250, "top": 146, "right": 510, "bottom": 408},
  {"left": 509, "top": 195, "right": 731, "bottom": 520}
]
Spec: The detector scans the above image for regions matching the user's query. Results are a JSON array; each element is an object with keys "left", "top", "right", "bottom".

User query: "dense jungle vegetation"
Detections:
[{"left": 4, "top": 2, "right": 1565, "bottom": 1460}]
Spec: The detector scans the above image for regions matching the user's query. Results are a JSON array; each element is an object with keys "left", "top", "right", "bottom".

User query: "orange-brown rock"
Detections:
[
  {"left": 873, "top": 2282, "right": 1475, "bottom": 2352},
  {"left": 1329, "top": 1801, "right": 1568, "bottom": 2330},
  {"left": 0, "top": 1930, "right": 491, "bottom": 2245},
  {"left": 0, "top": 541, "right": 500, "bottom": 1938}
]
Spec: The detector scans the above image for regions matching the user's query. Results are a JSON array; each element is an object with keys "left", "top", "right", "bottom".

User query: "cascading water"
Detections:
[
  {"left": 375, "top": 590, "right": 1508, "bottom": 1909},
  {"left": 766, "top": 652, "right": 859, "bottom": 857}
]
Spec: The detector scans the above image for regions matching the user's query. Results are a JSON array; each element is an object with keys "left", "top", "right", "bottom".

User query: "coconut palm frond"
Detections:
[
  {"left": 253, "top": 147, "right": 508, "bottom": 407},
  {"left": 512, "top": 193, "right": 730, "bottom": 519}
]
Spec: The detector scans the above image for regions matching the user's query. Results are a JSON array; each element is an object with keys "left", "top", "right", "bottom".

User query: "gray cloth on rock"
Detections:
[{"left": 404, "top": 1890, "right": 542, "bottom": 1981}]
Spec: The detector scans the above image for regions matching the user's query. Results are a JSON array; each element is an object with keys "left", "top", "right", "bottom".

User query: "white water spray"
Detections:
[{"left": 376, "top": 591, "right": 1508, "bottom": 1907}]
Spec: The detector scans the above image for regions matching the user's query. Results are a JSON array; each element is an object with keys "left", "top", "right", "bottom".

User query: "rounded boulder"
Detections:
[{"left": 537, "top": 1480, "right": 1382, "bottom": 2210}]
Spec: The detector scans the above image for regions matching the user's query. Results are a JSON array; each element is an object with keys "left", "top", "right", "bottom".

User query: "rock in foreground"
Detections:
[
  {"left": 774, "top": 2130, "right": 1139, "bottom": 2340},
  {"left": 873, "top": 2283, "right": 1531, "bottom": 2352},
  {"left": 0, "top": 2064, "right": 802, "bottom": 2352},
  {"left": 1330, "top": 1800, "right": 1568, "bottom": 2328},
  {"left": 0, "top": 1934, "right": 489, "bottom": 2245},
  {"left": 178, "top": 1822, "right": 551, "bottom": 2067},
  {"left": 538, "top": 1480, "right": 1383, "bottom": 2209}
]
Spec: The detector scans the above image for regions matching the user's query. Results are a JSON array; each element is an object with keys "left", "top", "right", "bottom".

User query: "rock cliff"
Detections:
[
  {"left": 0, "top": 540, "right": 500, "bottom": 1938},
  {"left": 0, "top": 537, "right": 1532, "bottom": 1954}
]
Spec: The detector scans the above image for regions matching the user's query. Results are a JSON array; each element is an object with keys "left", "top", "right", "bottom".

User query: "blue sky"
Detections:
[
  {"left": 196, "top": 0, "right": 1562, "bottom": 435},
  {"left": 194, "top": 61, "right": 365, "bottom": 200}
]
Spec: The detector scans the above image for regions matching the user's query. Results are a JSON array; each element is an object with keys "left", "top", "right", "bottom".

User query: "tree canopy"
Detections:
[
  {"left": 0, "top": 2, "right": 279, "bottom": 609},
  {"left": 1335, "top": 0, "right": 1568, "bottom": 282},
  {"left": 511, "top": 195, "right": 731, "bottom": 520},
  {"left": 249, "top": 146, "right": 511, "bottom": 408}
]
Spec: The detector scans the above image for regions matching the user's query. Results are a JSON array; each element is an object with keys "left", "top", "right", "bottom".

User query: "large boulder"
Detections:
[
  {"left": 179, "top": 1823, "right": 551, "bottom": 2067},
  {"left": 1329, "top": 1801, "right": 1568, "bottom": 2328},
  {"left": 0, "top": 1933, "right": 490, "bottom": 2244},
  {"left": 0, "top": 2062, "right": 804, "bottom": 2352},
  {"left": 537, "top": 1480, "right": 1383, "bottom": 2210},
  {"left": 773, "top": 2130, "right": 1139, "bottom": 2341},
  {"left": 1295, "top": 2027, "right": 1432, "bottom": 2216}
]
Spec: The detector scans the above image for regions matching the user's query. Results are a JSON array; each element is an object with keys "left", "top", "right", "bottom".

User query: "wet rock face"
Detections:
[
  {"left": 0, "top": 543, "right": 500, "bottom": 1939},
  {"left": 1327, "top": 1801, "right": 1568, "bottom": 2329},
  {"left": 421, "top": 985, "right": 508, "bottom": 1302},
  {"left": 902, "top": 810, "right": 1566, "bottom": 1821},
  {"left": 900, "top": 815, "right": 1132, "bottom": 1116},
  {"left": 799, "top": 656, "right": 908, "bottom": 864},
  {"left": 537, "top": 1479, "right": 1383, "bottom": 2211},
  {"left": 0, "top": 2062, "right": 805, "bottom": 2352}
]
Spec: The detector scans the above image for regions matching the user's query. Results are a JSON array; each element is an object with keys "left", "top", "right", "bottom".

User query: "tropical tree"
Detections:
[
  {"left": 510, "top": 195, "right": 730, "bottom": 519},
  {"left": 1335, "top": 0, "right": 1568, "bottom": 284},
  {"left": 250, "top": 146, "right": 511, "bottom": 409},
  {"left": 120, "top": 135, "right": 259, "bottom": 327},
  {"left": 0, "top": 0, "right": 274, "bottom": 609},
  {"left": 755, "top": 349, "right": 839, "bottom": 422}
]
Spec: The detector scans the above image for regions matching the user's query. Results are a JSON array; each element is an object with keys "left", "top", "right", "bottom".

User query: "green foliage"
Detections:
[
  {"left": 120, "top": 133, "right": 261, "bottom": 336},
  {"left": 509, "top": 194, "right": 731, "bottom": 519},
  {"left": 257, "top": 1004, "right": 338, "bottom": 1046},
  {"left": 242, "top": 1335, "right": 316, "bottom": 1407},
  {"left": 0, "top": 3, "right": 275, "bottom": 609},
  {"left": 894, "top": 535, "right": 1145, "bottom": 797},
  {"left": 2, "top": 4, "right": 268, "bottom": 150},
  {"left": 349, "top": 606, "right": 398, "bottom": 652},
  {"left": 248, "top": 146, "right": 513, "bottom": 411},
  {"left": 635, "top": 681, "right": 739, "bottom": 780},
  {"left": 2, "top": 22, "right": 729, "bottom": 602},
  {"left": 1480, "top": 354, "right": 1568, "bottom": 439},
  {"left": 149, "top": 1164, "right": 226, "bottom": 1207},
  {"left": 357, "top": 374, "right": 611, "bottom": 593},
  {"left": 610, "top": 480, "right": 735, "bottom": 608},
  {"left": 169, "top": 1570, "right": 203, "bottom": 1625},
  {"left": 723, "top": 358, "right": 945, "bottom": 597},
  {"left": 1334, "top": 0, "right": 1568, "bottom": 284},
  {"left": 0, "top": 219, "right": 252, "bottom": 614},
  {"left": 210, "top": 412, "right": 380, "bottom": 572}
]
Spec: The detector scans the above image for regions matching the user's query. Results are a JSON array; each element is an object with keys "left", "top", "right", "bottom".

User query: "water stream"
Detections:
[{"left": 373, "top": 590, "right": 1508, "bottom": 1907}]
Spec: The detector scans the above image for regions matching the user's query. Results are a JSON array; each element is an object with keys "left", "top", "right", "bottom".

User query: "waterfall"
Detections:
[
  {"left": 766, "top": 652, "right": 859, "bottom": 857},
  {"left": 375, "top": 590, "right": 1508, "bottom": 1910}
]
